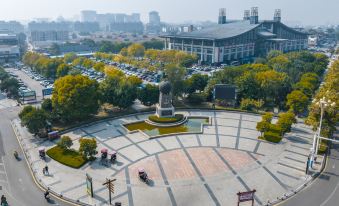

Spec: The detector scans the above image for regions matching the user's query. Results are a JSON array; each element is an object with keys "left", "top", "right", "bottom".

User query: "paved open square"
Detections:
[{"left": 14, "top": 110, "right": 317, "bottom": 206}]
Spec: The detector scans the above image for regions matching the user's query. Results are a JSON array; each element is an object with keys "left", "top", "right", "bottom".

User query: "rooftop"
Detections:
[{"left": 163, "top": 20, "right": 260, "bottom": 40}]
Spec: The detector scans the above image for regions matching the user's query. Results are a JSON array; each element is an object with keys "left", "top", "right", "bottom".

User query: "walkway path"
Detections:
[{"left": 14, "top": 110, "right": 323, "bottom": 206}]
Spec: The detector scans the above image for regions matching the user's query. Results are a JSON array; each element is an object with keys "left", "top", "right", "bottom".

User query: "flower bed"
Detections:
[{"left": 46, "top": 146, "right": 87, "bottom": 169}]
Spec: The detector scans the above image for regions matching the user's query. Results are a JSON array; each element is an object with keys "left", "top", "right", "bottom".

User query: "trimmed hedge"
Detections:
[
  {"left": 46, "top": 146, "right": 87, "bottom": 169},
  {"left": 259, "top": 131, "right": 282, "bottom": 143},
  {"left": 148, "top": 114, "right": 184, "bottom": 123}
]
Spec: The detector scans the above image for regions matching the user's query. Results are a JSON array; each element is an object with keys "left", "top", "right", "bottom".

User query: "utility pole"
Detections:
[{"left": 103, "top": 178, "right": 116, "bottom": 205}]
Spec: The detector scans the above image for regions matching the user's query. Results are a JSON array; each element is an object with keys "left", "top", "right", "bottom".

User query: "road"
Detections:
[
  {"left": 0, "top": 105, "right": 68, "bottom": 206},
  {"left": 281, "top": 129, "right": 339, "bottom": 206}
]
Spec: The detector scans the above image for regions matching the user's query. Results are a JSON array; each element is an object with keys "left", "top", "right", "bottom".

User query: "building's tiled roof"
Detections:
[{"left": 163, "top": 20, "right": 260, "bottom": 40}]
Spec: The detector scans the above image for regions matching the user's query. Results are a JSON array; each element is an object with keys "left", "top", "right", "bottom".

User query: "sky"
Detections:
[{"left": 1, "top": 0, "right": 338, "bottom": 26}]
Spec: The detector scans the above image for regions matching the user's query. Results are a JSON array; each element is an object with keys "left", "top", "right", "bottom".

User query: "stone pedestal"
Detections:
[{"left": 156, "top": 104, "right": 175, "bottom": 117}]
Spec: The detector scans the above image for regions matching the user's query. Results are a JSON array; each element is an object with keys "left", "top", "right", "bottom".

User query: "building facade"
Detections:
[
  {"left": 0, "top": 33, "right": 20, "bottom": 63},
  {"left": 161, "top": 8, "right": 308, "bottom": 64}
]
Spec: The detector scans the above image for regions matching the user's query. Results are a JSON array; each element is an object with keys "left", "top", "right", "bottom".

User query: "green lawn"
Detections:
[{"left": 46, "top": 146, "right": 87, "bottom": 169}]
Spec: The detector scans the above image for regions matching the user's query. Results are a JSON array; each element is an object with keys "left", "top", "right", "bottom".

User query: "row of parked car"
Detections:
[
  {"left": 99, "top": 59, "right": 161, "bottom": 84},
  {"left": 21, "top": 67, "right": 54, "bottom": 89},
  {"left": 6, "top": 69, "right": 33, "bottom": 95}
]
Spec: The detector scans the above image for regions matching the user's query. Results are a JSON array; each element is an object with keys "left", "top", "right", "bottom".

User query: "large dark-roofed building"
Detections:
[{"left": 161, "top": 8, "right": 308, "bottom": 64}]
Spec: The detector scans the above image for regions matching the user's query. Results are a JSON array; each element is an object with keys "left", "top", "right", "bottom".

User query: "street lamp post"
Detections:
[{"left": 313, "top": 96, "right": 336, "bottom": 156}]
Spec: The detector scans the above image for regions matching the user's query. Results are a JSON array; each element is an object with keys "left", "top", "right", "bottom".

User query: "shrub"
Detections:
[
  {"left": 148, "top": 114, "right": 184, "bottom": 123},
  {"left": 46, "top": 146, "right": 87, "bottom": 168},
  {"left": 79, "top": 138, "right": 97, "bottom": 159},
  {"left": 187, "top": 93, "right": 206, "bottom": 104},
  {"left": 240, "top": 98, "right": 264, "bottom": 111},
  {"left": 57, "top": 136, "right": 73, "bottom": 150},
  {"left": 262, "top": 131, "right": 282, "bottom": 143}
]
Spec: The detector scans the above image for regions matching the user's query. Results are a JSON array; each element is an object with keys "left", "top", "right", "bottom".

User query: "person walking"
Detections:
[{"left": 45, "top": 165, "right": 49, "bottom": 175}]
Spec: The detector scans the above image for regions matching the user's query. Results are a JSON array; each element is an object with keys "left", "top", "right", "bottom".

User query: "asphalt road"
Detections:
[
  {"left": 281, "top": 130, "right": 339, "bottom": 206},
  {"left": 0, "top": 106, "right": 68, "bottom": 206}
]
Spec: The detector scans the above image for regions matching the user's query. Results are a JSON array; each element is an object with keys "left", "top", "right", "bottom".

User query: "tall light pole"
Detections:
[{"left": 313, "top": 96, "right": 336, "bottom": 156}]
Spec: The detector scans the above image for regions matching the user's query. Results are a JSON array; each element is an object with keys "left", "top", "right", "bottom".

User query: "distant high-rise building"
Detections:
[
  {"left": 81, "top": 10, "right": 97, "bottom": 22},
  {"left": 149, "top": 11, "right": 161, "bottom": 25},
  {"left": 0, "top": 21, "right": 24, "bottom": 33}
]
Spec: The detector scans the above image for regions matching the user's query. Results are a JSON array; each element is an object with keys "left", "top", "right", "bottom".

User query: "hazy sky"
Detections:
[{"left": 1, "top": 0, "right": 338, "bottom": 25}]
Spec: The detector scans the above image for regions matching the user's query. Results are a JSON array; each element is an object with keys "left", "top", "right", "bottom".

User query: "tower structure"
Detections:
[
  {"left": 250, "top": 7, "right": 259, "bottom": 24},
  {"left": 218, "top": 8, "right": 226, "bottom": 24}
]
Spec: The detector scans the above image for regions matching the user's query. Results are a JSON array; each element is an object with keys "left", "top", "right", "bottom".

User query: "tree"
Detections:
[
  {"left": 57, "top": 136, "right": 73, "bottom": 150},
  {"left": 137, "top": 84, "right": 159, "bottom": 106},
  {"left": 256, "top": 121, "right": 270, "bottom": 136},
  {"left": 185, "top": 74, "right": 208, "bottom": 94},
  {"left": 164, "top": 64, "right": 186, "bottom": 98},
  {"left": 63, "top": 53, "right": 77, "bottom": 63},
  {"left": 20, "top": 108, "right": 49, "bottom": 135},
  {"left": 277, "top": 112, "right": 296, "bottom": 135},
  {"left": 79, "top": 138, "right": 97, "bottom": 159},
  {"left": 255, "top": 70, "right": 291, "bottom": 105},
  {"left": 52, "top": 75, "right": 99, "bottom": 122},
  {"left": 93, "top": 62, "right": 105, "bottom": 72},
  {"left": 267, "top": 50, "right": 283, "bottom": 59},
  {"left": 56, "top": 63, "right": 71, "bottom": 78},
  {"left": 256, "top": 112, "right": 273, "bottom": 136},
  {"left": 19, "top": 105, "right": 35, "bottom": 119},
  {"left": 286, "top": 90, "right": 309, "bottom": 115},
  {"left": 127, "top": 43, "right": 145, "bottom": 57},
  {"left": 41, "top": 98, "right": 53, "bottom": 112},
  {"left": 0, "top": 77, "right": 19, "bottom": 98}
]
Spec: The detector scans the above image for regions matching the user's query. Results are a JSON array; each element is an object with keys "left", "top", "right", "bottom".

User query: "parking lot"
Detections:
[{"left": 5, "top": 67, "right": 49, "bottom": 102}]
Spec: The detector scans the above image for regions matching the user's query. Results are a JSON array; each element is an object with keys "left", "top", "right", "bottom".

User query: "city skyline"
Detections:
[{"left": 1, "top": 0, "right": 338, "bottom": 26}]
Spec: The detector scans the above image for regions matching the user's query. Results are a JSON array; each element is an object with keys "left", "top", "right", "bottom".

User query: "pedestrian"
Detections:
[
  {"left": 45, "top": 165, "right": 49, "bottom": 175},
  {"left": 1, "top": 195, "right": 7, "bottom": 205},
  {"left": 43, "top": 167, "right": 46, "bottom": 175}
]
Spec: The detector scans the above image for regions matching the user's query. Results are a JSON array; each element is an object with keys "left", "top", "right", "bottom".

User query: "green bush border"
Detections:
[
  {"left": 46, "top": 146, "right": 88, "bottom": 169},
  {"left": 148, "top": 114, "right": 184, "bottom": 123},
  {"left": 259, "top": 131, "right": 282, "bottom": 143}
]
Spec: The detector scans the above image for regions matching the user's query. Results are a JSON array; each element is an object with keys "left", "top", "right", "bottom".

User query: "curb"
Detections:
[
  {"left": 263, "top": 152, "right": 327, "bottom": 206},
  {"left": 11, "top": 120, "right": 91, "bottom": 206}
]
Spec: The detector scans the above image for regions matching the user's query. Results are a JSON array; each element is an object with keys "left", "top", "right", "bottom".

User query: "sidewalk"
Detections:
[{"left": 12, "top": 110, "right": 326, "bottom": 206}]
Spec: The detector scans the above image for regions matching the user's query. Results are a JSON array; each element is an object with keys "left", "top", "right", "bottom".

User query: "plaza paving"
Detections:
[{"left": 14, "top": 110, "right": 320, "bottom": 206}]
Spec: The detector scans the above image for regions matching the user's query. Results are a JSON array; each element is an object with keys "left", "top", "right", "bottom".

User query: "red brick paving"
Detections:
[
  {"left": 216, "top": 148, "right": 254, "bottom": 170},
  {"left": 159, "top": 150, "right": 197, "bottom": 180},
  {"left": 187, "top": 148, "right": 229, "bottom": 176},
  {"left": 128, "top": 156, "right": 162, "bottom": 184}
]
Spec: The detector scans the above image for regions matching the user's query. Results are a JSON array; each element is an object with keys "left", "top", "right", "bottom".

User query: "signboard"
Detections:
[
  {"left": 42, "top": 88, "right": 53, "bottom": 97},
  {"left": 237, "top": 190, "right": 256, "bottom": 206},
  {"left": 86, "top": 173, "right": 94, "bottom": 197},
  {"left": 19, "top": 90, "right": 36, "bottom": 102},
  {"left": 213, "top": 84, "right": 236, "bottom": 100}
]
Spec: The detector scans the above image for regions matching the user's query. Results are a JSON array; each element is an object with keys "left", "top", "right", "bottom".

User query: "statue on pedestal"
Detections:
[{"left": 156, "top": 81, "right": 175, "bottom": 117}]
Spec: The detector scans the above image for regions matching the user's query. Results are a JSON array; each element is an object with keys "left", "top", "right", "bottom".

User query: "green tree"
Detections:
[
  {"left": 63, "top": 52, "right": 77, "bottom": 63},
  {"left": 56, "top": 63, "right": 71, "bottom": 78},
  {"left": 164, "top": 64, "right": 186, "bottom": 98},
  {"left": 137, "top": 84, "right": 159, "bottom": 106},
  {"left": 57, "top": 136, "right": 73, "bottom": 150},
  {"left": 256, "top": 121, "right": 270, "bottom": 136},
  {"left": 52, "top": 75, "right": 99, "bottom": 122},
  {"left": 0, "top": 77, "right": 19, "bottom": 98},
  {"left": 127, "top": 43, "right": 145, "bottom": 57},
  {"left": 93, "top": 62, "right": 105, "bottom": 72},
  {"left": 277, "top": 112, "right": 296, "bottom": 135},
  {"left": 240, "top": 98, "right": 264, "bottom": 111},
  {"left": 19, "top": 105, "right": 35, "bottom": 119},
  {"left": 20, "top": 108, "right": 49, "bottom": 135},
  {"left": 185, "top": 74, "right": 208, "bottom": 94},
  {"left": 79, "top": 138, "right": 97, "bottom": 159},
  {"left": 286, "top": 90, "right": 309, "bottom": 115},
  {"left": 41, "top": 98, "right": 53, "bottom": 112}
]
